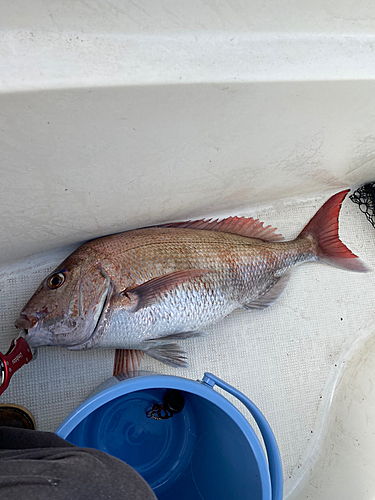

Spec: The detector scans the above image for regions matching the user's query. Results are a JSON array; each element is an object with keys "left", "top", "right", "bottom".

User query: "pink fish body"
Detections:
[{"left": 15, "top": 190, "right": 367, "bottom": 368}]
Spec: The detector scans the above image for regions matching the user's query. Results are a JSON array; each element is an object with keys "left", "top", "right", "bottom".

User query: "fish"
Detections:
[{"left": 15, "top": 190, "right": 368, "bottom": 373}]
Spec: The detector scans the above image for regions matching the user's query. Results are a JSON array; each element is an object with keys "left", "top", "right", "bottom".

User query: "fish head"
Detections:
[{"left": 15, "top": 252, "right": 112, "bottom": 348}]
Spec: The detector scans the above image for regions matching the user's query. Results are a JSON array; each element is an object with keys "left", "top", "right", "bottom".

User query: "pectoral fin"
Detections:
[
  {"left": 147, "top": 330, "right": 205, "bottom": 342},
  {"left": 144, "top": 343, "right": 188, "bottom": 367},
  {"left": 122, "top": 269, "right": 210, "bottom": 312},
  {"left": 243, "top": 272, "right": 290, "bottom": 310}
]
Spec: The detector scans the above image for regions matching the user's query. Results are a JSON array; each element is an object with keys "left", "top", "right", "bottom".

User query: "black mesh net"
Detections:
[{"left": 350, "top": 182, "right": 375, "bottom": 229}]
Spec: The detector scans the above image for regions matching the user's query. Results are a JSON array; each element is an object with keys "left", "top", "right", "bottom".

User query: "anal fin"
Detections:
[
  {"left": 243, "top": 272, "right": 290, "bottom": 310},
  {"left": 113, "top": 349, "right": 145, "bottom": 376}
]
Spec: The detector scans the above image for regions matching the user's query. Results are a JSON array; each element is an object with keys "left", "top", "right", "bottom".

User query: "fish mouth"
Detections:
[
  {"left": 17, "top": 326, "right": 52, "bottom": 348},
  {"left": 15, "top": 313, "right": 51, "bottom": 348},
  {"left": 15, "top": 313, "right": 41, "bottom": 333}
]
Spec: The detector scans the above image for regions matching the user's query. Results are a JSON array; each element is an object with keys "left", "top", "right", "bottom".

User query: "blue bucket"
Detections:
[{"left": 56, "top": 373, "right": 283, "bottom": 500}]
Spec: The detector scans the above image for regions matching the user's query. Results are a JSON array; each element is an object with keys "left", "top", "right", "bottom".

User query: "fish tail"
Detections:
[{"left": 298, "top": 189, "right": 369, "bottom": 272}]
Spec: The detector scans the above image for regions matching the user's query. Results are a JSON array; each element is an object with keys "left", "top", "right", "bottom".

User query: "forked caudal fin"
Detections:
[{"left": 298, "top": 189, "right": 369, "bottom": 272}]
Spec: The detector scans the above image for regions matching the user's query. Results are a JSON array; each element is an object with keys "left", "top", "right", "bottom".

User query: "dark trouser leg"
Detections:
[{"left": 0, "top": 427, "right": 157, "bottom": 500}]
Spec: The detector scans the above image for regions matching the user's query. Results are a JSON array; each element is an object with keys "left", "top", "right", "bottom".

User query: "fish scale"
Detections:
[{"left": 66, "top": 233, "right": 314, "bottom": 349}]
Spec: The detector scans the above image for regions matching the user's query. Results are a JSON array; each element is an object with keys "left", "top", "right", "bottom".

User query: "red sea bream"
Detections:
[{"left": 15, "top": 190, "right": 368, "bottom": 371}]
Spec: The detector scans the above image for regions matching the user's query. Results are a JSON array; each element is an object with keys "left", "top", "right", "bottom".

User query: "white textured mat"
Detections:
[{"left": 0, "top": 191, "right": 374, "bottom": 497}]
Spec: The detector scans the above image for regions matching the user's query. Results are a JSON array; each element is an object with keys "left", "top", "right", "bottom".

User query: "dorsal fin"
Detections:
[{"left": 158, "top": 216, "right": 284, "bottom": 242}]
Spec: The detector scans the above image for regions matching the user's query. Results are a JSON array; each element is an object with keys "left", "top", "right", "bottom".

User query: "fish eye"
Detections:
[{"left": 47, "top": 272, "right": 66, "bottom": 289}]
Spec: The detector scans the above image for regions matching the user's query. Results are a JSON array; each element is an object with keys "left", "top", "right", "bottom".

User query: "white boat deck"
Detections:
[{"left": 1, "top": 2, "right": 375, "bottom": 497}]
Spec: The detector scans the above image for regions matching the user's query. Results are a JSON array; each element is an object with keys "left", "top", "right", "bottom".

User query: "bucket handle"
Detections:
[{"left": 202, "top": 373, "right": 283, "bottom": 500}]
